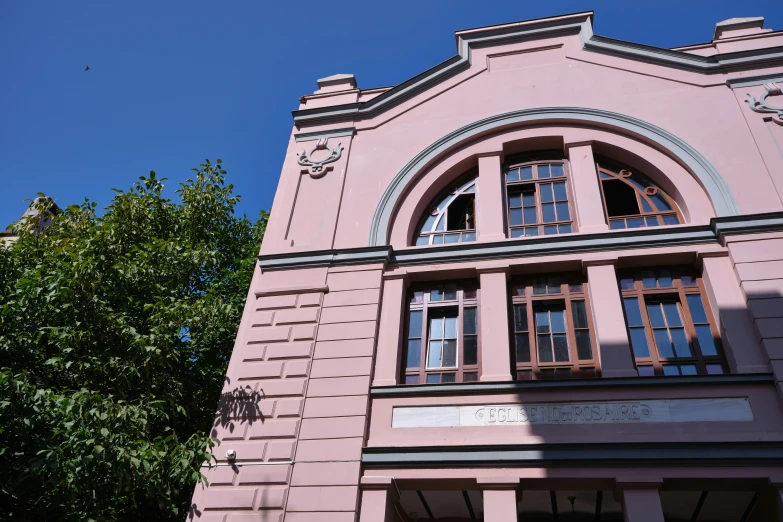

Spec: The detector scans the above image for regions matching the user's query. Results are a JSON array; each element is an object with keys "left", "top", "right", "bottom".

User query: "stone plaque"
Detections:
[{"left": 391, "top": 398, "right": 753, "bottom": 428}]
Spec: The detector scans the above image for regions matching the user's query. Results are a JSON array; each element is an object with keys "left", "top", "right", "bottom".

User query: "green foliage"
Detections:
[{"left": 0, "top": 160, "right": 267, "bottom": 520}]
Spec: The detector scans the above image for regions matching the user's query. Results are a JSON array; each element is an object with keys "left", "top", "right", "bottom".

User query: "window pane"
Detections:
[
  {"left": 681, "top": 275, "right": 697, "bottom": 287},
  {"left": 538, "top": 164, "right": 551, "bottom": 178},
  {"left": 544, "top": 225, "right": 558, "bottom": 235},
  {"left": 517, "top": 370, "right": 533, "bottom": 380},
  {"left": 463, "top": 232, "right": 476, "bottom": 242},
  {"left": 431, "top": 287, "right": 443, "bottom": 301},
  {"left": 547, "top": 277, "right": 561, "bottom": 294},
  {"left": 444, "top": 233, "right": 460, "bottom": 243},
  {"left": 523, "top": 207, "right": 537, "bottom": 224},
  {"left": 695, "top": 325, "right": 718, "bottom": 356},
  {"left": 416, "top": 236, "right": 429, "bottom": 246},
  {"left": 540, "top": 183, "right": 554, "bottom": 203},
  {"left": 463, "top": 372, "right": 478, "bottom": 382},
  {"left": 464, "top": 284, "right": 477, "bottom": 299},
  {"left": 509, "top": 208, "right": 523, "bottom": 226},
  {"left": 426, "top": 374, "right": 440, "bottom": 384},
  {"left": 642, "top": 271, "right": 656, "bottom": 288},
  {"left": 509, "top": 194, "right": 522, "bottom": 208},
  {"left": 555, "top": 368, "right": 572, "bottom": 379},
  {"left": 553, "top": 334, "right": 570, "bottom": 362},
  {"left": 670, "top": 328, "right": 692, "bottom": 357},
  {"left": 464, "top": 307, "right": 477, "bottom": 335},
  {"left": 706, "top": 364, "right": 724, "bottom": 375},
  {"left": 569, "top": 283, "right": 584, "bottom": 293},
  {"left": 657, "top": 270, "right": 673, "bottom": 288},
  {"left": 680, "top": 364, "right": 697, "bottom": 375},
  {"left": 406, "top": 340, "right": 421, "bottom": 368},
  {"left": 542, "top": 203, "right": 556, "bottom": 222},
  {"left": 627, "top": 217, "right": 646, "bottom": 228},
  {"left": 559, "top": 224, "right": 572, "bottom": 234},
  {"left": 571, "top": 301, "right": 588, "bottom": 328},
  {"left": 444, "top": 316, "right": 457, "bottom": 339},
  {"left": 442, "top": 340, "right": 457, "bottom": 367},
  {"left": 427, "top": 341, "right": 443, "bottom": 368},
  {"left": 408, "top": 310, "right": 422, "bottom": 337},
  {"left": 523, "top": 192, "right": 536, "bottom": 206},
  {"left": 637, "top": 365, "right": 655, "bottom": 376},
  {"left": 513, "top": 304, "right": 528, "bottom": 331},
  {"left": 555, "top": 201, "right": 570, "bottom": 221},
  {"left": 550, "top": 309, "right": 566, "bottom": 332},
  {"left": 464, "top": 337, "right": 478, "bottom": 365},
  {"left": 576, "top": 330, "right": 593, "bottom": 360},
  {"left": 538, "top": 335, "right": 553, "bottom": 362},
  {"left": 535, "top": 310, "right": 550, "bottom": 333},
  {"left": 507, "top": 169, "right": 520, "bottom": 182},
  {"left": 510, "top": 228, "right": 525, "bottom": 238},
  {"left": 411, "top": 291, "right": 424, "bottom": 304},
  {"left": 539, "top": 369, "right": 556, "bottom": 379},
  {"left": 640, "top": 198, "right": 653, "bottom": 213},
  {"left": 551, "top": 164, "right": 564, "bottom": 177},
  {"left": 553, "top": 182, "right": 567, "bottom": 200},
  {"left": 525, "top": 227, "right": 538, "bottom": 237},
  {"left": 647, "top": 302, "right": 666, "bottom": 327},
  {"left": 520, "top": 166, "right": 533, "bottom": 180},
  {"left": 623, "top": 298, "right": 644, "bottom": 326},
  {"left": 662, "top": 302, "right": 682, "bottom": 327},
  {"left": 444, "top": 284, "right": 457, "bottom": 300},
  {"left": 405, "top": 374, "right": 419, "bottom": 384},
  {"left": 533, "top": 279, "right": 546, "bottom": 295},
  {"left": 515, "top": 334, "right": 531, "bottom": 363},
  {"left": 441, "top": 373, "right": 456, "bottom": 383},
  {"left": 512, "top": 285, "right": 526, "bottom": 297},
  {"left": 435, "top": 216, "right": 446, "bottom": 231},
  {"left": 662, "top": 365, "right": 680, "bottom": 376},
  {"left": 650, "top": 193, "right": 672, "bottom": 211},
  {"left": 620, "top": 278, "right": 635, "bottom": 290},
  {"left": 645, "top": 216, "right": 659, "bottom": 227},
  {"left": 629, "top": 327, "right": 651, "bottom": 358},
  {"left": 430, "top": 316, "right": 444, "bottom": 338},
  {"left": 433, "top": 235, "right": 444, "bottom": 244},
  {"left": 686, "top": 294, "right": 709, "bottom": 324},
  {"left": 610, "top": 220, "right": 626, "bottom": 230},
  {"left": 653, "top": 329, "right": 675, "bottom": 358},
  {"left": 663, "top": 215, "right": 680, "bottom": 225}
]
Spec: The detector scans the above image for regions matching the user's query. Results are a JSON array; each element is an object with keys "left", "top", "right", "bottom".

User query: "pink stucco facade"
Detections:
[{"left": 189, "top": 12, "right": 783, "bottom": 522}]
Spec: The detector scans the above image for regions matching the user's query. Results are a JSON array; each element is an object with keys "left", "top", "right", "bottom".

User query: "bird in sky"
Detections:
[{"left": 85, "top": 65, "right": 90, "bottom": 71}]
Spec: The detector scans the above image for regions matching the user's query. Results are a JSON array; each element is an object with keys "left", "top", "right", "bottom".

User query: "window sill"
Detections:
[{"left": 369, "top": 373, "right": 774, "bottom": 397}]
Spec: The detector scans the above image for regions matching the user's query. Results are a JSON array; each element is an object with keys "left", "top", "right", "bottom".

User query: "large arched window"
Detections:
[
  {"left": 505, "top": 151, "right": 574, "bottom": 238},
  {"left": 414, "top": 171, "right": 477, "bottom": 246},
  {"left": 596, "top": 158, "right": 681, "bottom": 229}
]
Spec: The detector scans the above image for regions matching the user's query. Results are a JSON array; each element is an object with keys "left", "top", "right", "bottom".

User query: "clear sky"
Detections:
[{"left": 2, "top": 0, "right": 782, "bottom": 229}]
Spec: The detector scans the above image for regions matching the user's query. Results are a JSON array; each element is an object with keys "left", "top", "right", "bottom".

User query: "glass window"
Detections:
[
  {"left": 403, "top": 282, "right": 480, "bottom": 384},
  {"left": 415, "top": 172, "right": 477, "bottom": 246},
  {"left": 510, "top": 274, "right": 598, "bottom": 380},
  {"left": 619, "top": 269, "right": 726, "bottom": 377},
  {"left": 596, "top": 158, "right": 682, "bottom": 230},
  {"left": 505, "top": 154, "right": 574, "bottom": 238}
]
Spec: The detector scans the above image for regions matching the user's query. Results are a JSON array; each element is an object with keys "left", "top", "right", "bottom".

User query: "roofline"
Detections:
[{"left": 292, "top": 12, "right": 783, "bottom": 127}]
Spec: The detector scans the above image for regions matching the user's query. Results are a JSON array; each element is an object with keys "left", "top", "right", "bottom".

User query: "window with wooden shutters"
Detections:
[
  {"left": 510, "top": 275, "right": 598, "bottom": 380},
  {"left": 618, "top": 269, "right": 726, "bottom": 376},
  {"left": 403, "top": 281, "right": 480, "bottom": 384}
]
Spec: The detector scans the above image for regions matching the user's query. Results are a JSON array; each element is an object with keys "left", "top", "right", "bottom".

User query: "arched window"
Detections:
[
  {"left": 415, "top": 171, "right": 477, "bottom": 246},
  {"left": 596, "top": 158, "right": 681, "bottom": 229},
  {"left": 505, "top": 151, "right": 574, "bottom": 238}
]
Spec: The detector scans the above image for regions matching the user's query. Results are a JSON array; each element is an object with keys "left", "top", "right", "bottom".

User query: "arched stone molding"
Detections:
[{"left": 369, "top": 107, "right": 739, "bottom": 247}]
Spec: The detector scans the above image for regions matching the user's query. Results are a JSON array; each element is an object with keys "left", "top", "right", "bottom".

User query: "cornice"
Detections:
[
  {"left": 292, "top": 13, "right": 783, "bottom": 127},
  {"left": 256, "top": 213, "right": 783, "bottom": 272}
]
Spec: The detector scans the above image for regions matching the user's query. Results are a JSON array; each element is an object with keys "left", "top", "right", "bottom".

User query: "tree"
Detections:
[{"left": 0, "top": 160, "right": 267, "bottom": 521}]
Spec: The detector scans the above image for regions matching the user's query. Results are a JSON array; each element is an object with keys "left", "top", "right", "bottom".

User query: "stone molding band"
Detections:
[
  {"left": 367, "top": 106, "right": 740, "bottom": 246},
  {"left": 256, "top": 212, "right": 783, "bottom": 271},
  {"left": 369, "top": 373, "right": 774, "bottom": 397},
  {"left": 292, "top": 12, "right": 783, "bottom": 126},
  {"left": 361, "top": 441, "right": 783, "bottom": 468},
  {"left": 293, "top": 127, "right": 356, "bottom": 142}
]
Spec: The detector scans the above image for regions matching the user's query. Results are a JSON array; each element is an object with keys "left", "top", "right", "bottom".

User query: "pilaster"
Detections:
[
  {"left": 477, "top": 267, "right": 513, "bottom": 381},
  {"left": 373, "top": 275, "right": 409, "bottom": 386},
  {"left": 477, "top": 153, "right": 508, "bottom": 242},
  {"left": 477, "top": 477, "right": 520, "bottom": 522},
  {"left": 565, "top": 142, "right": 608, "bottom": 233}
]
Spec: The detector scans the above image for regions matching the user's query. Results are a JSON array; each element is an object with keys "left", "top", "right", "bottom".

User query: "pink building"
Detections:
[{"left": 188, "top": 12, "right": 783, "bottom": 522}]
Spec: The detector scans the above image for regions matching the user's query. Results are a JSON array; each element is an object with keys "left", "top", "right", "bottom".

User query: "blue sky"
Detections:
[{"left": 2, "top": 0, "right": 782, "bottom": 229}]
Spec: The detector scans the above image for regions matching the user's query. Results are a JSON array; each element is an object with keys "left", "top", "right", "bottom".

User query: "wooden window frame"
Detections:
[
  {"left": 509, "top": 274, "right": 600, "bottom": 380},
  {"left": 595, "top": 159, "right": 683, "bottom": 230},
  {"left": 618, "top": 268, "right": 727, "bottom": 376},
  {"left": 505, "top": 159, "right": 577, "bottom": 238},
  {"left": 403, "top": 281, "right": 481, "bottom": 384}
]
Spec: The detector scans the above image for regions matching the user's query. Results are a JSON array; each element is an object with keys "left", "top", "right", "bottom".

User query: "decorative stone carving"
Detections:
[
  {"left": 296, "top": 137, "right": 343, "bottom": 178},
  {"left": 747, "top": 82, "right": 783, "bottom": 124}
]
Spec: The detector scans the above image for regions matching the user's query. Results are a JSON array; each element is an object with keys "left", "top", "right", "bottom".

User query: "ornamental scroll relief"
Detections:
[
  {"left": 747, "top": 82, "right": 783, "bottom": 125},
  {"left": 391, "top": 398, "right": 753, "bottom": 428},
  {"left": 296, "top": 137, "right": 343, "bottom": 178}
]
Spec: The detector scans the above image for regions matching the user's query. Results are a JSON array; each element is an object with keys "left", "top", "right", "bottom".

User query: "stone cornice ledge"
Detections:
[
  {"left": 257, "top": 213, "right": 783, "bottom": 271},
  {"left": 361, "top": 441, "right": 783, "bottom": 468},
  {"left": 369, "top": 373, "right": 774, "bottom": 397}
]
